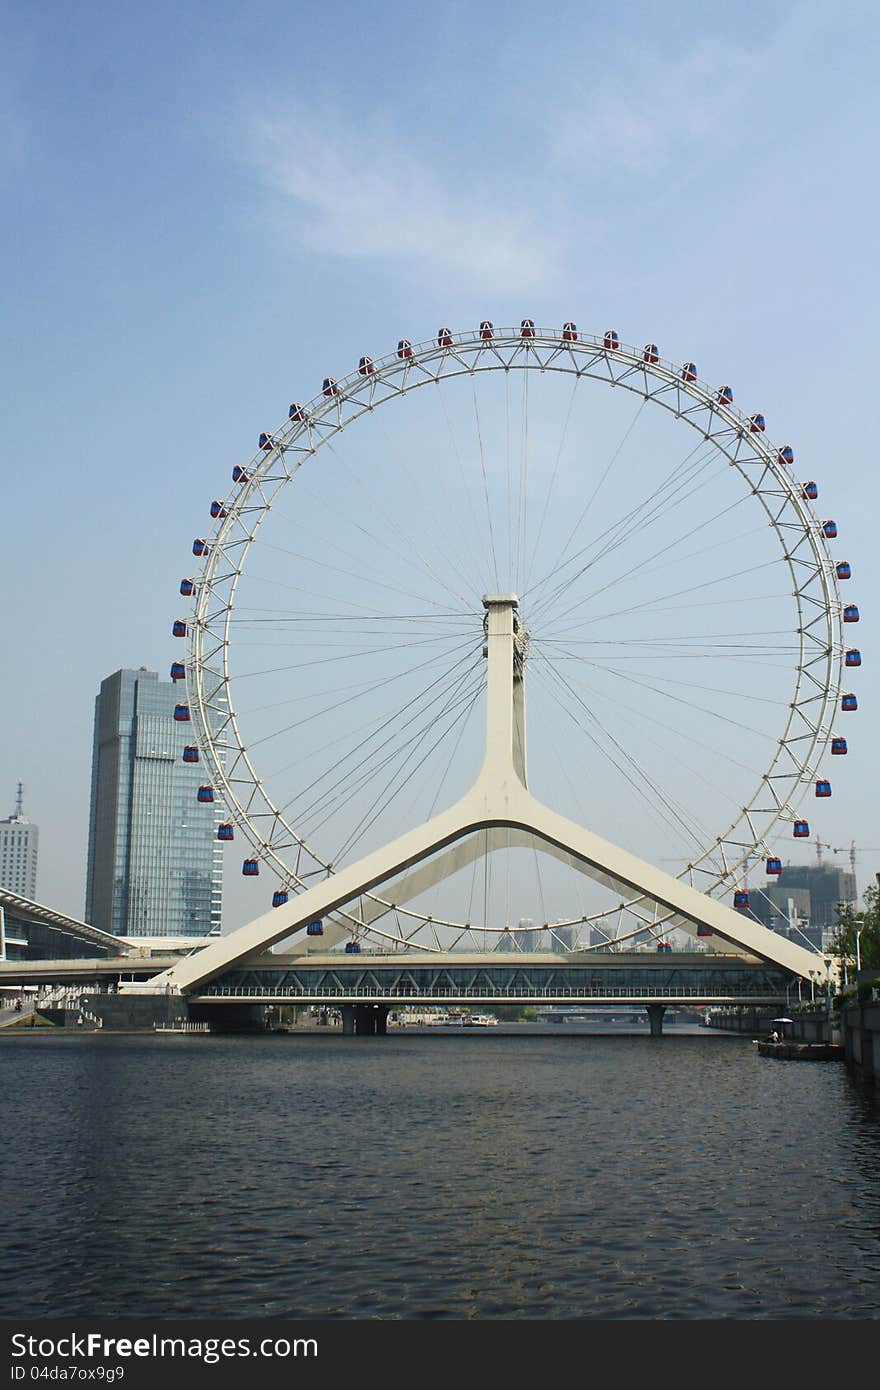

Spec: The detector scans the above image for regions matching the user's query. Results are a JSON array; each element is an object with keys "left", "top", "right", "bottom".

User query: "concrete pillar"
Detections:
[
  {"left": 341, "top": 1004, "right": 355, "bottom": 1036},
  {"left": 351, "top": 1004, "right": 389, "bottom": 1035},
  {"left": 355, "top": 1004, "right": 381, "bottom": 1035},
  {"left": 646, "top": 1002, "right": 666, "bottom": 1037}
]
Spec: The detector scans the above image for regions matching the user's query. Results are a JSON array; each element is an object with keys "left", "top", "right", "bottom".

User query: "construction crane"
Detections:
[{"left": 813, "top": 839, "right": 880, "bottom": 899}]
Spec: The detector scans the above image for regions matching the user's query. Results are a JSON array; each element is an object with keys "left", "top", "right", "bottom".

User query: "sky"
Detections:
[{"left": 2, "top": 0, "right": 878, "bottom": 936}]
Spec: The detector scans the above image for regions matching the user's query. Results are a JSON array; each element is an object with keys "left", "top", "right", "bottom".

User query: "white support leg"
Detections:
[{"left": 141, "top": 596, "right": 825, "bottom": 994}]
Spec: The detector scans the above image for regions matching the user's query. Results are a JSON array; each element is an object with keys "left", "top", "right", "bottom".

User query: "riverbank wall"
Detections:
[
  {"left": 841, "top": 1000, "right": 880, "bottom": 1089},
  {"left": 706, "top": 1006, "right": 831, "bottom": 1042},
  {"left": 708, "top": 999, "right": 880, "bottom": 1090},
  {"left": 37, "top": 993, "right": 267, "bottom": 1033}
]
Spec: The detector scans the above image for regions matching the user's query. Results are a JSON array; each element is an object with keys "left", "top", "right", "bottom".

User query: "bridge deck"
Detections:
[
  {"left": 194, "top": 950, "right": 793, "bottom": 1007},
  {"left": 0, "top": 951, "right": 800, "bottom": 1009}
]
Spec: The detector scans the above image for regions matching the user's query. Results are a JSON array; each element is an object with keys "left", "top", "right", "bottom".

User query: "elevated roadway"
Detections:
[
  {"left": 0, "top": 956, "right": 185, "bottom": 986},
  {"left": 0, "top": 887, "right": 131, "bottom": 959},
  {"left": 0, "top": 948, "right": 797, "bottom": 1006},
  {"left": 191, "top": 949, "right": 794, "bottom": 1008}
]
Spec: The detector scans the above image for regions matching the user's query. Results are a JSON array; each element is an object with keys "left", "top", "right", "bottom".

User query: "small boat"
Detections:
[
  {"left": 155, "top": 1021, "right": 211, "bottom": 1034},
  {"left": 461, "top": 1012, "right": 499, "bottom": 1027},
  {"left": 756, "top": 1040, "right": 843, "bottom": 1060}
]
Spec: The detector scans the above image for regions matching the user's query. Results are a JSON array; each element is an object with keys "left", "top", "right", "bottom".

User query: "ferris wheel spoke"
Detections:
[
  {"left": 253, "top": 534, "right": 454, "bottom": 609},
  {"left": 634, "top": 518, "right": 769, "bottom": 582},
  {"left": 229, "top": 630, "right": 478, "bottom": 683},
  {"left": 256, "top": 655, "right": 482, "bottom": 821},
  {"left": 529, "top": 394, "right": 648, "bottom": 603},
  {"left": 514, "top": 367, "right": 529, "bottom": 593},
  {"left": 235, "top": 567, "right": 474, "bottom": 619},
  {"left": 523, "top": 373, "right": 582, "bottom": 595},
  {"left": 537, "top": 707, "right": 665, "bottom": 930},
  {"left": 286, "top": 664, "right": 485, "bottom": 844},
  {"left": 532, "top": 641, "right": 789, "bottom": 888},
  {"left": 531, "top": 656, "right": 710, "bottom": 852},
  {"left": 264, "top": 481, "right": 472, "bottom": 609},
  {"left": 307, "top": 666, "right": 483, "bottom": 859},
  {"left": 530, "top": 450, "right": 731, "bottom": 629},
  {"left": 320, "top": 439, "right": 479, "bottom": 609},
  {"left": 229, "top": 607, "right": 475, "bottom": 622},
  {"left": 543, "top": 557, "right": 785, "bottom": 638},
  {"left": 241, "top": 635, "right": 481, "bottom": 752},
  {"left": 559, "top": 660, "right": 784, "bottom": 708},
  {"left": 362, "top": 390, "right": 493, "bottom": 601},
  {"left": 330, "top": 677, "right": 485, "bottom": 866},
  {"left": 531, "top": 658, "right": 713, "bottom": 858},
  {"left": 470, "top": 379, "right": 502, "bottom": 591},
  {"left": 526, "top": 427, "right": 716, "bottom": 617},
  {"left": 435, "top": 379, "right": 494, "bottom": 593},
  {"left": 549, "top": 655, "right": 773, "bottom": 778},
  {"left": 274, "top": 647, "right": 484, "bottom": 824},
  {"left": 544, "top": 492, "right": 756, "bottom": 627},
  {"left": 245, "top": 630, "right": 475, "bottom": 702}
]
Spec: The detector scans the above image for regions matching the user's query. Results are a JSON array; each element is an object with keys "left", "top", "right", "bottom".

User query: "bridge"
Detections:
[
  {"left": 1, "top": 944, "right": 807, "bottom": 1035},
  {"left": 3, "top": 943, "right": 800, "bottom": 1034},
  {"left": 187, "top": 948, "right": 797, "bottom": 1034}
]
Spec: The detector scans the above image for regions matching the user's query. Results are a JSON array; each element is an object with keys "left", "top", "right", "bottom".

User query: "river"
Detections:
[{"left": 2, "top": 1027, "right": 879, "bottom": 1320}]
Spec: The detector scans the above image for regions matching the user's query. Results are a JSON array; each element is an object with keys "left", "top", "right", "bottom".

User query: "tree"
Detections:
[{"left": 832, "top": 885, "right": 880, "bottom": 978}]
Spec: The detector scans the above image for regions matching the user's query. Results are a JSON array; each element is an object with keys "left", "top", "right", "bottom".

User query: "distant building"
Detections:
[
  {"left": 0, "top": 783, "right": 39, "bottom": 900},
  {"left": 548, "top": 924, "right": 579, "bottom": 952},
  {"left": 782, "top": 864, "right": 856, "bottom": 927},
  {"left": 589, "top": 926, "right": 616, "bottom": 949},
  {"left": 512, "top": 917, "right": 539, "bottom": 952},
  {"left": 85, "top": 668, "right": 222, "bottom": 938},
  {"left": 749, "top": 864, "right": 855, "bottom": 935},
  {"left": 747, "top": 885, "right": 812, "bottom": 934}
]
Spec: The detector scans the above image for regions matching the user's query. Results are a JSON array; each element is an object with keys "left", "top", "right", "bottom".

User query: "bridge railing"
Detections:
[{"left": 199, "top": 983, "right": 779, "bottom": 1001}]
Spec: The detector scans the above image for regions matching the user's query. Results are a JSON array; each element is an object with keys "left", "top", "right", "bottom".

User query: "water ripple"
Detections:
[{"left": 1, "top": 1031, "right": 879, "bottom": 1318}]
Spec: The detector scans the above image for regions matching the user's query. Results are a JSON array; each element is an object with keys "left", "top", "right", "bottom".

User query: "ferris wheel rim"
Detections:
[{"left": 182, "top": 325, "right": 848, "bottom": 947}]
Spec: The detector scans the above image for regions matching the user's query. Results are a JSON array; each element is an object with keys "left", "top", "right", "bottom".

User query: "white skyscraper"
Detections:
[{"left": 0, "top": 783, "right": 39, "bottom": 900}]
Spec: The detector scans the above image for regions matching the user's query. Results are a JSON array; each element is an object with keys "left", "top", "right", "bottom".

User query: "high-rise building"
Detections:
[
  {"left": 0, "top": 784, "right": 39, "bottom": 899},
  {"left": 512, "top": 916, "right": 539, "bottom": 951},
  {"left": 548, "top": 923, "right": 579, "bottom": 953},
  {"left": 85, "top": 668, "right": 222, "bottom": 938},
  {"left": 748, "top": 864, "right": 855, "bottom": 934}
]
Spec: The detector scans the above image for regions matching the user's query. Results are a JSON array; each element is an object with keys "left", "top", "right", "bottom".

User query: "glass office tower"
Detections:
[{"left": 85, "top": 668, "right": 222, "bottom": 938}]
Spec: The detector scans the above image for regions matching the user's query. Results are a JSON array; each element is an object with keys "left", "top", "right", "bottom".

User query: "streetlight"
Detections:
[
  {"left": 824, "top": 957, "right": 834, "bottom": 1040},
  {"left": 808, "top": 969, "right": 817, "bottom": 1003}
]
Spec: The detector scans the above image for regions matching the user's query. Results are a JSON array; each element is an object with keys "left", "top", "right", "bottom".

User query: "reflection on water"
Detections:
[{"left": 2, "top": 1030, "right": 879, "bottom": 1319}]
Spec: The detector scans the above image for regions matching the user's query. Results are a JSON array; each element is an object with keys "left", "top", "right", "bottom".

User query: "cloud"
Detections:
[
  {"left": 238, "top": 107, "right": 565, "bottom": 293},
  {"left": 540, "top": 2, "right": 846, "bottom": 177},
  {"left": 544, "top": 37, "right": 760, "bottom": 175}
]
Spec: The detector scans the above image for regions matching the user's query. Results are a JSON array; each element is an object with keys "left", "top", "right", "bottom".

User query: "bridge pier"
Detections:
[
  {"left": 646, "top": 1003, "right": 666, "bottom": 1037},
  {"left": 341, "top": 1004, "right": 390, "bottom": 1035}
]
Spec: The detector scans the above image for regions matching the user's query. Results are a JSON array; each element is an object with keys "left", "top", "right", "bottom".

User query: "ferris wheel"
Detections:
[{"left": 170, "top": 323, "right": 859, "bottom": 953}]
